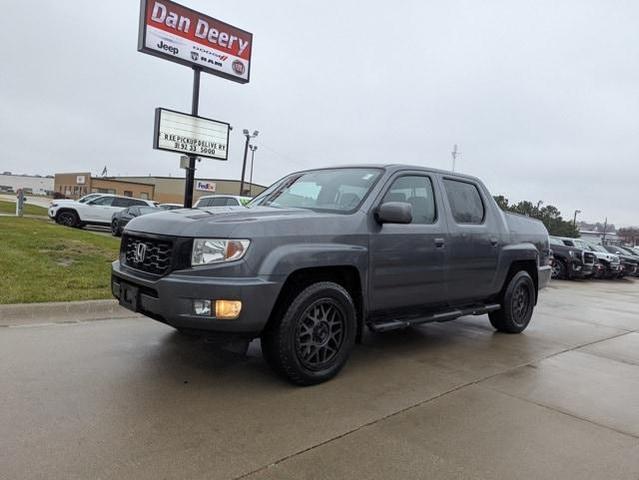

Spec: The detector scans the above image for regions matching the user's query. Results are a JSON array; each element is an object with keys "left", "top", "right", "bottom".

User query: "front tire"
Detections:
[
  {"left": 261, "top": 282, "right": 356, "bottom": 386},
  {"left": 57, "top": 210, "right": 78, "bottom": 228},
  {"left": 489, "top": 271, "right": 535, "bottom": 333},
  {"left": 551, "top": 259, "right": 567, "bottom": 280}
]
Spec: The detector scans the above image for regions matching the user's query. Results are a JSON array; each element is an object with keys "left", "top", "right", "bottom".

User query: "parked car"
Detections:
[
  {"left": 112, "top": 165, "right": 551, "bottom": 385},
  {"left": 602, "top": 245, "right": 639, "bottom": 277},
  {"left": 159, "top": 203, "right": 183, "bottom": 210},
  {"left": 111, "top": 206, "right": 162, "bottom": 236},
  {"left": 49, "top": 194, "right": 157, "bottom": 228},
  {"left": 194, "top": 195, "right": 252, "bottom": 208},
  {"left": 561, "top": 238, "right": 621, "bottom": 278},
  {"left": 549, "top": 236, "right": 595, "bottom": 279}
]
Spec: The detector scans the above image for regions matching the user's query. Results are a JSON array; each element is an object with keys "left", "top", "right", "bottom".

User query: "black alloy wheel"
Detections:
[
  {"left": 489, "top": 270, "right": 535, "bottom": 333},
  {"left": 294, "top": 299, "right": 346, "bottom": 371},
  {"left": 261, "top": 281, "right": 356, "bottom": 386},
  {"left": 111, "top": 219, "right": 120, "bottom": 236},
  {"left": 511, "top": 283, "right": 532, "bottom": 328},
  {"left": 57, "top": 210, "right": 78, "bottom": 227}
]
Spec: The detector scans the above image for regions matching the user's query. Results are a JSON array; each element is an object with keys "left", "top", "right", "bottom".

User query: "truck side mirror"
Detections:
[{"left": 376, "top": 202, "right": 412, "bottom": 224}]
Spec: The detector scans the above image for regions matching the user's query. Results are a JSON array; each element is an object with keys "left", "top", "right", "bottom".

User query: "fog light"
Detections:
[
  {"left": 215, "top": 300, "right": 242, "bottom": 320},
  {"left": 193, "top": 299, "right": 211, "bottom": 316}
]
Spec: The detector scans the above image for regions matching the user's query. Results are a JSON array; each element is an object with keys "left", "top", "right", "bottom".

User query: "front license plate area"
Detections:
[{"left": 119, "top": 282, "right": 139, "bottom": 312}]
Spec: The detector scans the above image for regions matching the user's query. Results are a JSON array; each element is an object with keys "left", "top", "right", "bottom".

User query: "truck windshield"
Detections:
[{"left": 249, "top": 168, "right": 382, "bottom": 212}]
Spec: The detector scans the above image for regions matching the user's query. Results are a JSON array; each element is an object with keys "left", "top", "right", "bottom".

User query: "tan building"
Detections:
[
  {"left": 54, "top": 173, "right": 155, "bottom": 200},
  {"left": 54, "top": 173, "right": 266, "bottom": 203}
]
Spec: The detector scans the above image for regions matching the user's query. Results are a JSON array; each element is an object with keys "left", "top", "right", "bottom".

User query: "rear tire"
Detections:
[
  {"left": 261, "top": 282, "right": 356, "bottom": 386},
  {"left": 111, "top": 220, "right": 121, "bottom": 236},
  {"left": 489, "top": 271, "right": 535, "bottom": 333},
  {"left": 57, "top": 210, "right": 78, "bottom": 228}
]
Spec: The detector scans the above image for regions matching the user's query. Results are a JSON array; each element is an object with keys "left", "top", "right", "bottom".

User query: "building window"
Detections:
[
  {"left": 140, "top": 192, "right": 149, "bottom": 199},
  {"left": 123, "top": 191, "right": 133, "bottom": 197}
]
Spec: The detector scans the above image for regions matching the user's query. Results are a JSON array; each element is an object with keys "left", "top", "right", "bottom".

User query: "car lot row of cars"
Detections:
[
  {"left": 48, "top": 193, "right": 251, "bottom": 236},
  {"left": 550, "top": 236, "right": 639, "bottom": 280}
]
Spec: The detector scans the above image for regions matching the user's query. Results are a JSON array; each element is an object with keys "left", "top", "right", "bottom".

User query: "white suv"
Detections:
[
  {"left": 49, "top": 194, "right": 156, "bottom": 228},
  {"left": 194, "top": 195, "right": 252, "bottom": 208}
]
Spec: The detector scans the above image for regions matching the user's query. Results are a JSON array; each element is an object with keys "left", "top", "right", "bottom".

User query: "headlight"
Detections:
[
  {"left": 191, "top": 239, "right": 250, "bottom": 266},
  {"left": 51, "top": 203, "right": 58, "bottom": 207},
  {"left": 568, "top": 250, "right": 575, "bottom": 257}
]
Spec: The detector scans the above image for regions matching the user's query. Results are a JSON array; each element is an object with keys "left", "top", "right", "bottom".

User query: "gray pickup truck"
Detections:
[{"left": 112, "top": 165, "right": 551, "bottom": 385}]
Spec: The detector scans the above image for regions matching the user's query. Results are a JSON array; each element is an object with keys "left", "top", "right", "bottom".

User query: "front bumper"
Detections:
[
  {"left": 111, "top": 261, "right": 283, "bottom": 337},
  {"left": 570, "top": 261, "right": 594, "bottom": 278}
]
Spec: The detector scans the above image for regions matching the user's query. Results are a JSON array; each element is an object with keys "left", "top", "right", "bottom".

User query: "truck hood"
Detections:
[{"left": 124, "top": 206, "right": 343, "bottom": 237}]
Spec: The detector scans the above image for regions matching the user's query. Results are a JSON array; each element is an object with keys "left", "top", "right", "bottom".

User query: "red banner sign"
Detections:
[{"left": 138, "top": 0, "right": 253, "bottom": 83}]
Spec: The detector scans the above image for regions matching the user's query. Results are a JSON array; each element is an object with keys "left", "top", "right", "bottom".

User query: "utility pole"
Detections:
[
  {"left": 451, "top": 144, "right": 460, "bottom": 172},
  {"left": 601, "top": 217, "right": 608, "bottom": 244},
  {"left": 248, "top": 145, "right": 258, "bottom": 197},
  {"left": 572, "top": 209, "right": 581, "bottom": 228},
  {"left": 240, "top": 129, "right": 258, "bottom": 195}
]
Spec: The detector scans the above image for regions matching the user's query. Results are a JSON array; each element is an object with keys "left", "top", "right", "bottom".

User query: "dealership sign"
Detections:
[
  {"left": 153, "top": 108, "right": 230, "bottom": 160},
  {"left": 138, "top": 0, "right": 252, "bottom": 83},
  {"left": 195, "top": 180, "right": 216, "bottom": 192}
]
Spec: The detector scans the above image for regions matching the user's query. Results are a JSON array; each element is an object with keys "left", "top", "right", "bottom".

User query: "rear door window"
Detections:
[
  {"left": 89, "top": 196, "right": 115, "bottom": 206},
  {"left": 442, "top": 179, "right": 485, "bottom": 224},
  {"left": 112, "top": 197, "right": 132, "bottom": 207}
]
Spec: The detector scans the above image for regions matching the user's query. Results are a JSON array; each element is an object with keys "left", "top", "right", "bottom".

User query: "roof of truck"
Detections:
[{"left": 296, "top": 164, "right": 482, "bottom": 182}]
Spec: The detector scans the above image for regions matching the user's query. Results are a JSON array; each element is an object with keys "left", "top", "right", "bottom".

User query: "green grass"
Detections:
[
  {"left": 0, "top": 217, "right": 120, "bottom": 304},
  {"left": 0, "top": 200, "right": 48, "bottom": 216}
]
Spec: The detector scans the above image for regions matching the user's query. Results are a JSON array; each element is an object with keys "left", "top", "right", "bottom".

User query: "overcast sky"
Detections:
[{"left": 1, "top": 1, "right": 638, "bottom": 225}]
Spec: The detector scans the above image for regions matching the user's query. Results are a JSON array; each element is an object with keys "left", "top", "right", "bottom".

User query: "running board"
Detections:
[{"left": 369, "top": 304, "right": 501, "bottom": 333}]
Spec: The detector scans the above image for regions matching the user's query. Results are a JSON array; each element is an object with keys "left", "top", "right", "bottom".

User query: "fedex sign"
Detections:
[
  {"left": 195, "top": 181, "right": 216, "bottom": 192},
  {"left": 138, "top": 0, "right": 253, "bottom": 83}
]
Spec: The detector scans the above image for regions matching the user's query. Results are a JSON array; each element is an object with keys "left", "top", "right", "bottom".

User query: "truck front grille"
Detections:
[
  {"left": 583, "top": 252, "right": 596, "bottom": 265},
  {"left": 123, "top": 235, "right": 173, "bottom": 275}
]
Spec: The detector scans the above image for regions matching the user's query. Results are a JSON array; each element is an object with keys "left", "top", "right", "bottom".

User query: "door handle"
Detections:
[
  {"left": 434, "top": 238, "right": 445, "bottom": 248},
  {"left": 490, "top": 237, "right": 499, "bottom": 247}
]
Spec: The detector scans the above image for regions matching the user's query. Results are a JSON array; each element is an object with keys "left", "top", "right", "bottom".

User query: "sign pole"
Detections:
[{"left": 183, "top": 67, "right": 201, "bottom": 208}]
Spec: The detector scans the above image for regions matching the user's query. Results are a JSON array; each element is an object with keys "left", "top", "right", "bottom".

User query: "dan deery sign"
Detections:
[
  {"left": 153, "top": 108, "right": 230, "bottom": 160},
  {"left": 138, "top": 0, "right": 253, "bottom": 83}
]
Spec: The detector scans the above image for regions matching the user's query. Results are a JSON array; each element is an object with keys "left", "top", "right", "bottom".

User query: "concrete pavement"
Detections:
[{"left": 1, "top": 279, "right": 638, "bottom": 479}]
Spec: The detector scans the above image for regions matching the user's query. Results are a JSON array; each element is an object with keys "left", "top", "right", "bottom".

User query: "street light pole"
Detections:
[
  {"left": 248, "top": 145, "right": 257, "bottom": 197},
  {"left": 573, "top": 209, "right": 581, "bottom": 228},
  {"left": 240, "top": 129, "right": 258, "bottom": 195}
]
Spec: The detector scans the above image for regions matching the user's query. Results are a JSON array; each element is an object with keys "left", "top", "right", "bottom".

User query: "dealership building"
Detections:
[{"left": 54, "top": 173, "right": 266, "bottom": 203}]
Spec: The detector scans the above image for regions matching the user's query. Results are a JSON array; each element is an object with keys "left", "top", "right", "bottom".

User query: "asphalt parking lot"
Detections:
[{"left": 1, "top": 279, "right": 638, "bottom": 479}]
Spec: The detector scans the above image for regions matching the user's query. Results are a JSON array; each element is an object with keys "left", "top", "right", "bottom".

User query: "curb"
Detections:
[{"left": 0, "top": 299, "right": 140, "bottom": 327}]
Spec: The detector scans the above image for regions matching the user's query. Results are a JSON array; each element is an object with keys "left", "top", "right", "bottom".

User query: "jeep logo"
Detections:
[{"left": 157, "top": 41, "right": 179, "bottom": 56}]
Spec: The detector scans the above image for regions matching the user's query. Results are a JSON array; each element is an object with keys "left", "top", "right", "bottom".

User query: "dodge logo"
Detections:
[{"left": 133, "top": 243, "right": 147, "bottom": 263}]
